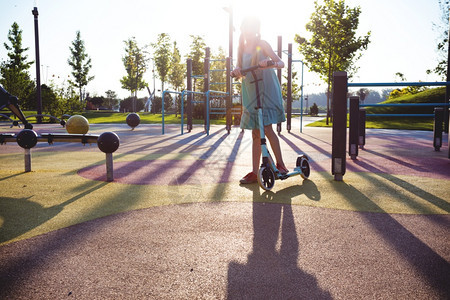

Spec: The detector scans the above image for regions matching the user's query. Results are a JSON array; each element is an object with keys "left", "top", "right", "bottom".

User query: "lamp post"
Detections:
[
  {"left": 32, "top": 5, "right": 42, "bottom": 123},
  {"left": 223, "top": 6, "right": 233, "bottom": 60}
]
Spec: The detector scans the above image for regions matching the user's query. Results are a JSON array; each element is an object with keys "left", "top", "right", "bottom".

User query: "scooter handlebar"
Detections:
[{"left": 231, "top": 60, "right": 275, "bottom": 78}]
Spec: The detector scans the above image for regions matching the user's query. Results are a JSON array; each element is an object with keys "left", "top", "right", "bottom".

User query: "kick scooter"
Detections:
[{"left": 232, "top": 61, "right": 310, "bottom": 191}]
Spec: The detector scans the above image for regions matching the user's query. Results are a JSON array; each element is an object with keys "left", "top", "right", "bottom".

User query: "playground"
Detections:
[{"left": 0, "top": 119, "right": 449, "bottom": 299}]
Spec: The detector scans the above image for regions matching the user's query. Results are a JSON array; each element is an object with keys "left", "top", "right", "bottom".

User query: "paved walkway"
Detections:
[{"left": 0, "top": 122, "right": 449, "bottom": 299}]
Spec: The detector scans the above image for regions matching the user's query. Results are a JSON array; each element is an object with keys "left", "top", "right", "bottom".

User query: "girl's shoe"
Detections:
[
  {"left": 240, "top": 172, "right": 257, "bottom": 184},
  {"left": 276, "top": 163, "right": 289, "bottom": 175}
]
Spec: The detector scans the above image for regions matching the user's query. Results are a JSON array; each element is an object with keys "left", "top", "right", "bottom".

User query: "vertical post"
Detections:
[
  {"left": 349, "top": 96, "right": 359, "bottom": 160},
  {"left": 277, "top": 36, "right": 282, "bottom": 134},
  {"left": 161, "top": 91, "right": 166, "bottom": 134},
  {"left": 286, "top": 43, "right": 292, "bottom": 133},
  {"left": 206, "top": 91, "right": 210, "bottom": 136},
  {"left": 24, "top": 148, "right": 31, "bottom": 172},
  {"left": 445, "top": 9, "right": 450, "bottom": 133},
  {"left": 228, "top": 6, "right": 233, "bottom": 60},
  {"left": 106, "top": 152, "right": 114, "bottom": 182},
  {"left": 203, "top": 47, "right": 210, "bottom": 132},
  {"left": 332, "top": 72, "right": 348, "bottom": 181},
  {"left": 187, "top": 59, "right": 193, "bottom": 132},
  {"left": 434, "top": 107, "right": 444, "bottom": 151},
  {"left": 226, "top": 57, "right": 232, "bottom": 133},
  {"left": 300, "top": 61, "right": 304, "bottom": 133},
  {"left": 32, "top": 7, "right": 42, "bottom": 124},
  {"left": 181, "top": 91, "right": 185, "bottom": 135},
  {"left": 358, "top": 108, "right": 366, "bottom": 149}
]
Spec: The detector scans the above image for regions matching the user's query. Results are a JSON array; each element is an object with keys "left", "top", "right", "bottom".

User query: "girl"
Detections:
[{"left": 231, "top": 17, "right": 288, "bottom": 184}]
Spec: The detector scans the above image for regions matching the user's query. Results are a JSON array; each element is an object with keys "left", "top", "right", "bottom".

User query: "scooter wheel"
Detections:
[
  {"left": 258, "top": 167, "right": 275, "bottom": 191},
  {"left": 296, "top": 155, "right": 310, "bottom": 180}
]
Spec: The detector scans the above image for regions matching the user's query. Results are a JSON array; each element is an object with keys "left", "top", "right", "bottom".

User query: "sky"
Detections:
[{"left": 0, "top": 0, "right": 444, "bottom": 99}]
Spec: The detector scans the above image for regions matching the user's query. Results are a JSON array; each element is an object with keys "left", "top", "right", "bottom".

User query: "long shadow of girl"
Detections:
[{"left": 227, "top": 184, "right": 331, "bottom": 299}]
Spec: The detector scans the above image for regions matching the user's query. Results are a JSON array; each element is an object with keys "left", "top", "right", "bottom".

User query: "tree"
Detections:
[
  {"left": 121, "top": 37, "right": 148, "bottom": 112},
  {"left": 0, "top": 22, "right": 35, "bottom": 102},
  {"left": 152, "top": 33, "right": 172, "bottom": 93},
  {"left": 210, "top": 47, "right": 227, "bottom": 92},
  {"left": 295, "top": 0, "right": 371, "bottom": 124},
  {"left": 188, "top": 35, "right": 206, "bottom": 91},
  {"left": 104, "top": 90, "right": 119, "bottom": 110},
  {"left": 168, "top": 41, "right": 185, "bottom": 115},
  {"left": 427, "top": 0, "right": 449, "bottom": 80},
  {"left": 120, "top": 96, "right": 145, "bottom": 112},
  {"left": 282, "top": 70, "right": 302, "bottom": 100},
  {"left": 355, "top": 88, "right": 369, "bottom": 103},
  {"left": 310, "top": 103, "right": 319, "bottom": 116},
  {"left": 168, "top": 41, "right": 185, "bottom": 91},
  {"left": 150, "top": 94, "right": 173, "bottom": 114},
  {"left": 67, "top": 31, "right": 94, "bottom": 102}
]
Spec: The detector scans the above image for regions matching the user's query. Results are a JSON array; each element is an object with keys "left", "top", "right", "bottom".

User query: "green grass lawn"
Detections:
[
  {"left": 306, "top": 116, "right": 434, "bottom": 131},
  {"left": 11, "top": 111, "right": 226, "bottom": 125},
  {"left": 2, "top": 110, "right": 436, "bottom": 131}
]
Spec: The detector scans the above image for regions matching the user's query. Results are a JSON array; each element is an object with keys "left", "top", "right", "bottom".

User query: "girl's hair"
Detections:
[{"left": 237, "top": 16, "right": 262, "bottom": 68}]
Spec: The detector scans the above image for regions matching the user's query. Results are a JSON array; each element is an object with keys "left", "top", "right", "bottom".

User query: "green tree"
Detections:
[
  {"left": 152, "top": 33, "right": 172, "bottom": 93},
  {"left": 210, "top": 47, "right": 226, "bottom": 92},
  {"left": 427, "top": 0, "right": 449, "bottom": 80},
  {"left": 150, "top": 94, "right": 173, "bottom": 114},
  {"left": 168, "top": 41, "right": 185, "bottom": 115},
  {"left": 120, "top": 37, "right": 148, "bottom": 111},
  {"left": 310, "top": 102, "right": 319, "bottom": 116},
  {"left": 355, "top": 88, "right": 369, "bottom": 103},
  {"left": 168, "top": 41, "right": 185, "bottom": 91},
  {"left": 188, "top": 35, "right": 206, "bottom": 91},
  {"left": 67, "top": 31, "right": 94, "bottom": 102},
  {"left": 120, "top": 96, "right": 146, "bottom": 112},
  {"left": 295, "top": 0, "right": 371, "bottom": 124},
  {"left": 104, "top": 89, "right": 119, "bottom": 110},
  {"left": 282, "top": 70, "right": 302, "bottom": 100},
  {"left": 0, "top": 22, "right": 35, "bottom": 102}
]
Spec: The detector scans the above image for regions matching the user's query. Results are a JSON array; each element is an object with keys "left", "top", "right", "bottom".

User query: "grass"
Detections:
[
  {"left": 306, "top": 87, "right": 445, "bottom": 131},
  {"left": 306, "top": 116, "right": 434, "bottom": 130},
  {"left": 7, "top": 111, "right": 227, "bottom": 125}
]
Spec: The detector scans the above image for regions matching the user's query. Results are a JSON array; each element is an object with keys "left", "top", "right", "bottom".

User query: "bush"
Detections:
[
  {"left": 120, "top": 97, "right": 145, "bottom": 112},
  {"left": 23, "top": 84, "right": 83, "bottom": 121},
  {"left": 150, "top": 94, "right": 173, "bottom": 114},
  {"left": 310, "top": 103, "right": 319, "bottom": 116}
]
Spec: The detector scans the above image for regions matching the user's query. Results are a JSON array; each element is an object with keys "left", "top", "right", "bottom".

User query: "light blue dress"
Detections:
[{"left": 240, "top": 53, "right": 286, "bottom": 130}]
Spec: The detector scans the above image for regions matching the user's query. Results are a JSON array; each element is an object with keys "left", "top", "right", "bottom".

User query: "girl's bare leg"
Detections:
[
  {"left": 252, "top": 129, "right": 261, "bottom": 174},
  {"left": 264, "top": 125, "right": 287, "bottom": 171}
]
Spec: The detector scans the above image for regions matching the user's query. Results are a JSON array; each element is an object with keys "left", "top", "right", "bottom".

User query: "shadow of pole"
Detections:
[{"left": 335, "top": 179, "right": 450, "bottom": 297}]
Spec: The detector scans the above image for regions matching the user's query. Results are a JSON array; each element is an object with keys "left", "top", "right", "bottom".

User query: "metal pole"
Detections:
[
  {"left": 277, "top": 36, "right": 282, "bottom": 134},
  {"left": 300, "top": 61, "right": 304, "bottom": 133},
  {"left": 287, "top": 43, "right": 292, "bottom": 133},
  {"left": 32, "top": 7, "right": 42, "bottom": 124},
  {"left": 106, "top": 152, "right": 114, "bottom": 182},
  {"left": 203, "top": 47, "right": 210, "bottom": 132},
  {"left": 187, "top": 59, "right": 193, "bottom": 132},
  {"left": 181, "top": 91, "right": 185, "bottom": 135},
  {"left": 228, "top": 6, "right": 233, "bottom": 60},
  {"left": 24, "top": 148, "right": 31, "bottom": 172},
  {"left": 445, "top": 8, "right": 450, "bottom": 133},
  {"left": 226, "top": 57, "right": 232, "bottom": 133},
  {"left": 331, "top": 72, "right": 348, "bottom": 181},
  {"left": 162, "top": 90, "right": 165, "bottom": 134},
  {"left": 349, "top": 96, "right": 359, "bottom": 159}
]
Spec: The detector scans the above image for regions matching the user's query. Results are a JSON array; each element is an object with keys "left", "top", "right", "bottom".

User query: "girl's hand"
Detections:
[
  {"left": 231, "top": 67, "right": 242, "bottom": 78},
  {"left": 258, "top": 59, "right": 277, "bottom": 68}
]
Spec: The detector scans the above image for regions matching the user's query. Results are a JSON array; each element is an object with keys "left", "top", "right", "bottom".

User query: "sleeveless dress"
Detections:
[{"left": 240, "top": 52, "right": 286, "bottom": 130}]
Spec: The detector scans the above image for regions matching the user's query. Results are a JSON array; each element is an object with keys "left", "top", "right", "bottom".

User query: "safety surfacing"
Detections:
[{"left": 0, "top": 123, "right": 449, "bottom": 299}]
